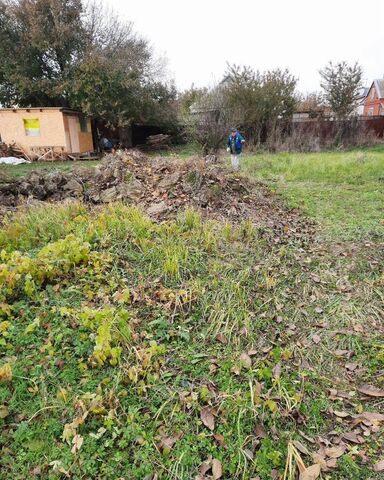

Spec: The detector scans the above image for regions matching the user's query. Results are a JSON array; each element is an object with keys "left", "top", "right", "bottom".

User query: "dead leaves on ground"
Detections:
[
  {"left": 197, "top": 456, "right": 223, "bottom": 480},
  {"left": 357, "top": 384, "right": 384, "bottom": 398},
  {"left": 373, "top": 459, "right": 384, "bottom": 472},
  {"left": 200, "top": 407, "right": 215, "bottom": 431},
  {"left": 284, "top": 401, "right": 384, "bottom": 477},
  {"left": 239, "top": 352, "right": 252, "bottom": 370},
  {"left": 284, "top": 442, "right": 321, "bottom": 480},
  {"left": 158, "top": 431, "right": 183, "bottom": 454},
  {"left": 0, "top": 362, "right": 12, "bottom": 382}
]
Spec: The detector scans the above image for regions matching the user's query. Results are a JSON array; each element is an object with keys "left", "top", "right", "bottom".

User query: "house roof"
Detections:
[
  {"left": 357, "top": 87, "right": 369, "bottom": 98},
  {"left": 372, "top": 79, "right": 384, "bottom": 99},
  {"left": 0, "top": 107, "right": 84, "bottom": 115}
]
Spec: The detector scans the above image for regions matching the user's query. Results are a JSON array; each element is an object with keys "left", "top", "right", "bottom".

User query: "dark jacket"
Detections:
[{"left": 227, "top": 132, "right": 245, "bottom": 154}]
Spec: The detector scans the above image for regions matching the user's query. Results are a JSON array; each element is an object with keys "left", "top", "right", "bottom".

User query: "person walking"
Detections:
[{"left": 227, "top": 128, "right": 245, "bottom": 170}]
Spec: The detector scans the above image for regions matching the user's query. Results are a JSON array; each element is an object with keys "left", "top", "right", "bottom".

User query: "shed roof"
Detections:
[{"left": 0, "top": 107, "right": 84, "bottom": 115}]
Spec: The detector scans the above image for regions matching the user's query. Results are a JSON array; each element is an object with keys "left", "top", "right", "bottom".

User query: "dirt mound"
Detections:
[{"left": 0, "top": 150, "right": 313, "bottom": 235}]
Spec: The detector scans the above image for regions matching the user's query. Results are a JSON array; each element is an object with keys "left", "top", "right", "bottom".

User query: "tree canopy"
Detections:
[
  {"left": 319, "top": 61, "right": 363, "bottom": 119},
  {"left": 0, "top": 0, "right": 177, "bottom": 127}
]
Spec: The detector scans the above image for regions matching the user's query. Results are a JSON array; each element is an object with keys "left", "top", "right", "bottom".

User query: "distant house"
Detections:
[
  {"left": 292, "top": 111, "right": 312, "bottom": 122},
  {"left": 363, "top": 80, "right": 384, "bottom": 117},
  {"left": 0, "top": 107, "right": 94, "bottom": 159},
  {"left": 356, "top": 86, "right": 369, "bottom": 116}
]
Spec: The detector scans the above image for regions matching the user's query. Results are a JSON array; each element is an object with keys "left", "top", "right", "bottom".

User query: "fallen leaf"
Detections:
[
  {"left": 272, "top": 363, "right": 281, "bottom": 380},
  {"left": 358, "top": 411, "right": 384, "bottom": 422},
  {"left": 71, "top": 434, "right": 83, "bottom": 454},
  {"left": 299, "top": 430, "right": 316, "bottom": 444},
  {"left": 293, "top": 440, "right": 310, "bottom": 456},
  {"left": 357, "top": 385, "right": 384, "bottom": 397},
  {"left": 213, "top": 433, "right": 228, "bottom": 449},
  {"left": 312, "top": 335, "right": 321, "bottom": 345},
  {"left": 373, "top": 460, "right": 384, "bottom": 472},
  {"left": 333, "top": 410, "right": 350, "bottom": 418},
  {"left": 212, "top": 458, "right": 222, "bottom": 479},
  {"left": 325, "top": 445, "right": 345, "bottom": 458},
  {"left": 216, "top": 333, "right": 227, "bottom": 344},
  {"left": 326, "top": 458, "right": 337, "bottom": 468},
  {"left": 341, "top": 432, "right": 363, "bottom": 444},
  {"left": 201, "top": 407, "right": 215, "bottom": 431},
  {"left": 0, "top": 405, "right": 9, "bottom": 418},
  {"left": 299, "top": 463, "right": 321, "bottom": 480},
  {"left": 271, "top": 470, "right": 279, "bottom": 480},
  {"left": 345, "top": 362, "right": 358, "bottom": 371},
  {"left": 312, "top": 454, "right": 327, "bottom": 470},
  {"left": 210, "top": 361, "right": 219, "bottom": 374},
  {"left": 314, "top": 307, "right": 323, "bottom": 314},
  {"left": 159, "top": 432, "right": 183, "bottom": 451},
  {"left": 199, "top": 457, "right": 212, "bottom": 475},
  {"left": 328, "top": 388, "right": 338, "bottom": 397},
  {"left": 254, "top": 382, "right": 263, "bottom": 396},
  {"left": 0, "top": 363, "right": 12, "bottom": 382},
  {"left": 334, "top": 349, "right": 350, "bottom": 357},
  {"left": 240, "top": 353, "right": 252, "bottom": 369},
  {"left": 255, "top": 424, "right": 267, "bottom": 439}
]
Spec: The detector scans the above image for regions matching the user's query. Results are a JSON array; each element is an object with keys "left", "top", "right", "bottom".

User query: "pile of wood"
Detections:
[
  {"left": 0, "top": 142, "right": 10, "bottom": 157},
  {"left": 10, "top": 143, "right": 32, "bottom": 161},
  {"left": 30, "top": 146, "right": 66, "bottom": 162},
  {"left": 139, "top": 134, "right": 172, "bottom": 151}
]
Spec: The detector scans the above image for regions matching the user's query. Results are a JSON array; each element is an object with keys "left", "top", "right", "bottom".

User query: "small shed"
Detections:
[{"left": 0, "top": 107, "right": 94, "bottom": 159}]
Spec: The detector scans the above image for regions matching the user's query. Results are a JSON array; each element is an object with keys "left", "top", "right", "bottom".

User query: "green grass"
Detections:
[
  {"left": 151, "top": 142, "right": 202, "bottom": 159},
  {"left": 0, "top": 159, "right": 100, "bottom": 178},
  {"left": 0, "top": 202, "right": 383, "bottom": 479},
  {"left": 242, "top": 146, "right": 384, "bottom": 241}
]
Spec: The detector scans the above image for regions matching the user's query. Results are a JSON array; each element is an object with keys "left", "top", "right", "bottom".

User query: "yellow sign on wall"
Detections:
[{"left": 23, "top": 118, "right": 40, "bottom": 137}]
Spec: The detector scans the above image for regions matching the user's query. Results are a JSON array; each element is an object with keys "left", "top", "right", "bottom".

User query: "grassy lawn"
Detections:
[
  {"left": 0, "top": 146, "right": 383, "bottom": 478},
  {"left": 0, "top": 200, "right": 383, "bottom": 479},
  {"left": 242, "top": 146, "right": 384, "bottom": 241},
  {"left": 0, "top": 159, "right": 100, "bottom": 178}
]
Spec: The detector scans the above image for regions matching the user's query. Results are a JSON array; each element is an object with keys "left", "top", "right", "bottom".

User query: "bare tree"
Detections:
[{"left": 185, "top": 87, "right": 231, "bottom": 155}]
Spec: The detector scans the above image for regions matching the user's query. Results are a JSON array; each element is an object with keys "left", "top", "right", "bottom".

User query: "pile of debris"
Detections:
[
  {"left": 0, "top": 150, "right": 312, "bottom": 234},
  {"left": 0, "top": 142, "right": 31, "bottom": 161},
  {"left": 138, "top": 134, "right": 172, "bottom": 151},
  {"left": 0, "top": 142, "right": 10, "bottom": 157}
]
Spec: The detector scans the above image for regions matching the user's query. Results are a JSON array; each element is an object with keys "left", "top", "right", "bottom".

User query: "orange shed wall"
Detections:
[
  {"left": 79, "top": 132, "right": 94, "bottom": 152},
  {"left": 63, "top": 115, "right": 72, "bottom": 152},
  {"left": 63, "top": 114, "right": 94, "bottom": 153},
  {"left": 0, "top": 110, "right": 66, "bottom": 154}
]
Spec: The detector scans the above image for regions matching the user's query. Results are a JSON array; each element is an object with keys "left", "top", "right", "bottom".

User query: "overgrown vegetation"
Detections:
[
  {"left": 182, "top": 65, "right": 298, "bottom": 153},
  {"left": 0, "top": 194, "right": 383, "bottom": 478},
  {"left": 319, "top": 61, "right": 363, "bottom": 120},
  {"left": 0, "top": 0, "right": 177, "bottom": 128}
]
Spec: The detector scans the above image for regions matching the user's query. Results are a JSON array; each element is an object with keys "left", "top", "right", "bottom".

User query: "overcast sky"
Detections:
[{"left": 107, "top": 0, "right": 384, "bottom": 93}]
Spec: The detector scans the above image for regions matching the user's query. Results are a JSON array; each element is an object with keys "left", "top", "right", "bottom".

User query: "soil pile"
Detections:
[{"left": 0, "top": 150, "right": 313, "bottom": 235}]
